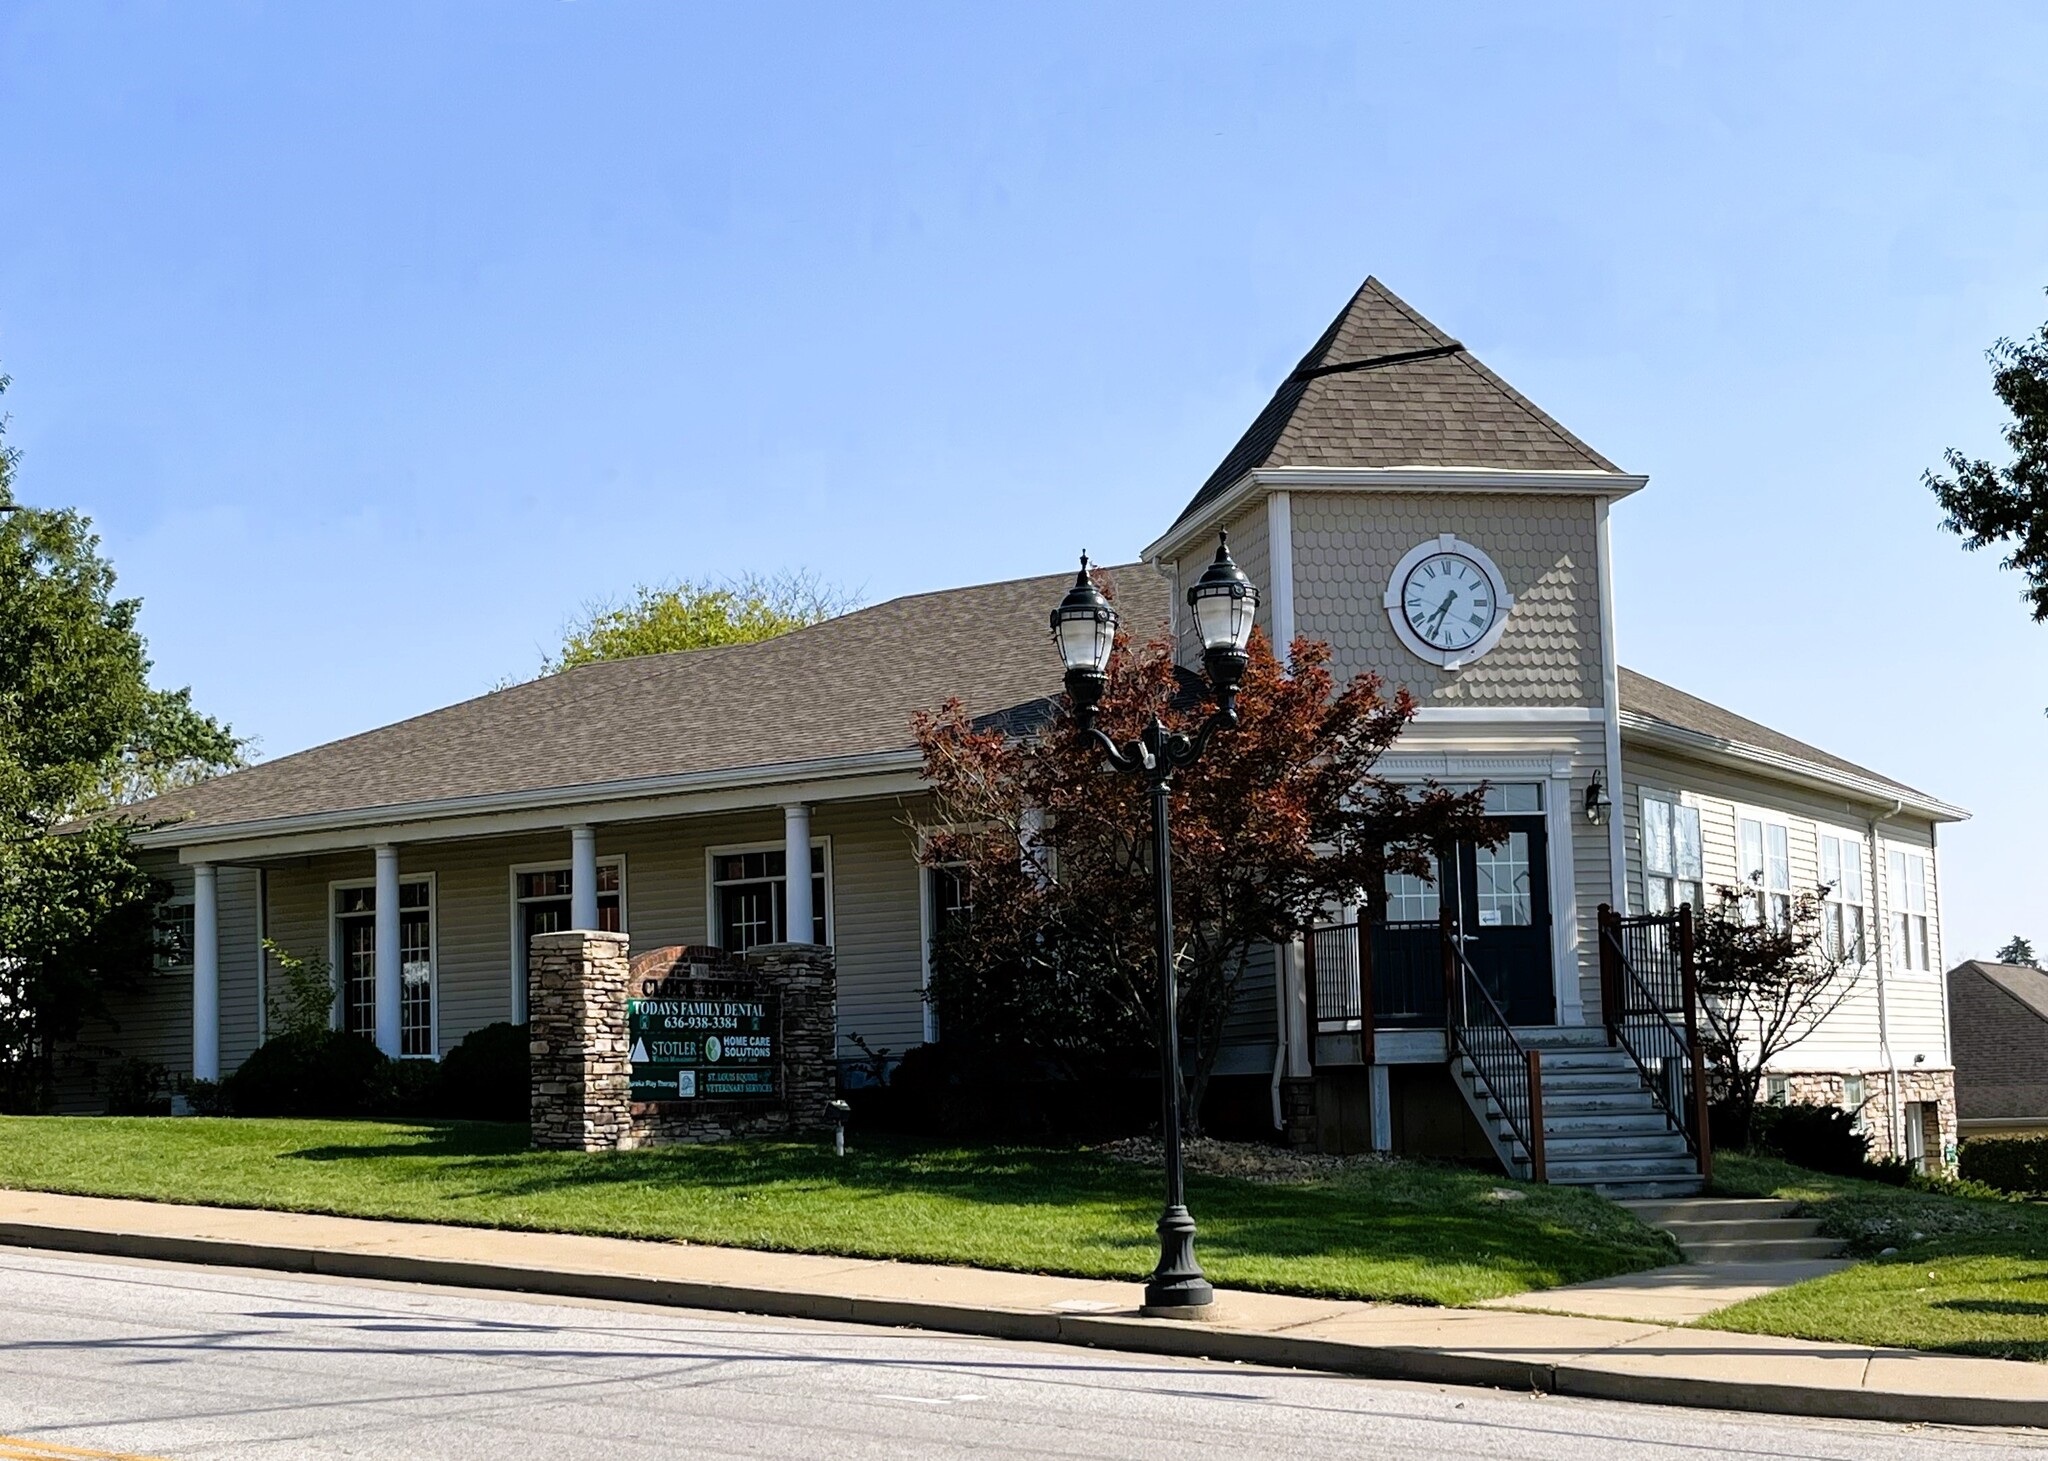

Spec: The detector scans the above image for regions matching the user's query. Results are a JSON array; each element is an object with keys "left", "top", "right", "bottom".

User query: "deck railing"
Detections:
[
  {"left": 1304, "top": 917, "right": 1446, "bottom": 1045},
  {"left": 1441, "top": 909, "right": 1546, "bottom": 1182},
  {"left": 1598, "top": 903, "right": 1712, "bottom": 1184}
]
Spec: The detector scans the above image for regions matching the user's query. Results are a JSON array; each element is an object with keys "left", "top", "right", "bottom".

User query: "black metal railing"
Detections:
[
  {"left": 1599, "top": 903, "right": 1712, "bottom": 1184},
  {"left": 1304, "top": 918, "right": 1444, "bottom": 1035},
  {"left": 1442, "top": 909, "right": 1546, "bottom": 1182}
]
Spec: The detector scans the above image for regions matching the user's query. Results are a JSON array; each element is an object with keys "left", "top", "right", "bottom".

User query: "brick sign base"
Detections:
[{"left": 529, "top": 932, "right": 837, "bottom": 1152}]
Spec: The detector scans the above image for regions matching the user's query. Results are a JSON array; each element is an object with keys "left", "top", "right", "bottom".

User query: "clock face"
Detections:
[{"left": 1400, "top": 552, "right": 1499, "bottom": 652}]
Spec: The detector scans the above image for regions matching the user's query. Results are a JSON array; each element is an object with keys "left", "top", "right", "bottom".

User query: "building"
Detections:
[
  {"left": 1948, "top": 960, "right": 2048, "bottom": 1141},
  {"left": 82, "top": 278, "right": 1965, "bottom": 1186}
]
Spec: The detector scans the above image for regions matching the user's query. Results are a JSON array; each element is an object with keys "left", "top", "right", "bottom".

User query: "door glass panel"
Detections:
[{"left": 1473, "top": 832, "right": 1533, "bottom": 927}]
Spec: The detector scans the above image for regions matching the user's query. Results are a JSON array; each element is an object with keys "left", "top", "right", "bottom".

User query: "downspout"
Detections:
[
  {"left": 1596, "top": 498, "right": 1627, "bottom": 912},
  {"left": 1870, "top": 799, "right": 1905, "bottom": 1157}
]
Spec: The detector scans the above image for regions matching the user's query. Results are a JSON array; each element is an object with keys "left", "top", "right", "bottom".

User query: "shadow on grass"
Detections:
[{"left": 272, "top": 1129, "right": 1671, "bottom": 1292}]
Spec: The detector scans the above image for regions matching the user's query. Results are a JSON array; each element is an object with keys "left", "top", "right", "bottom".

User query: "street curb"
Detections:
[{"left": 0, "top": 1219, "right": 2036, "bottom": 1429}]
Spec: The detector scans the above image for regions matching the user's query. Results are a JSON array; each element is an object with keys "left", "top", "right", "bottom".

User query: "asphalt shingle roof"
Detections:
[{"left": 1169, "top": 277, "right": 1622, "bottom": 533}]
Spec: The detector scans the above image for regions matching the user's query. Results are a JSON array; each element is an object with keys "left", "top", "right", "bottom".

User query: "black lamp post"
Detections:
[{"left": 1048, "top": 533, "right": 1258, "bottom": 1316}]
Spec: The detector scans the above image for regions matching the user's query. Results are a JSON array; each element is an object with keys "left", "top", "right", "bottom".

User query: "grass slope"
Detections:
[
  {"left": 1702, "top": 1153, "right": 2048, "bottom": 1360},
  {"left": 0, "top": 1117, "right": 1676, "bottom": 1307}
]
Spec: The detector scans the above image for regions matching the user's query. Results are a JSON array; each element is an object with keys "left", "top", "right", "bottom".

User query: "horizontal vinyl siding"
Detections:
[{"left": 1620, "top": 743, "right": 1950, "bottom": 1072}]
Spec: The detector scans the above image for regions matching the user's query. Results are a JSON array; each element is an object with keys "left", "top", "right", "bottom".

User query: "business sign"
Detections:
[{"left": 628, "top": 995, "right": 778, "bottom": 1102}]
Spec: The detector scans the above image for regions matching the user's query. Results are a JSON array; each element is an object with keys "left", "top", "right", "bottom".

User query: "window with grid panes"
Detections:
[
  {"left": 712, "top": 845, "right": 826, "bottom": 952},
  {"left": 334, "top": 880, "right": 433, "bottom": 1056},
  {"left": 1888, "top": 848, "right": 1931, "bottom": 971},
  {"left": 1739, "top": 817, "right": 1792, "bottom": 929},
  {"left": 1820, "top": 834, "right": 1867, "bottom": 963},
  {"left": 1641, "top": 794, "right": 1702, "bottom": 914}
]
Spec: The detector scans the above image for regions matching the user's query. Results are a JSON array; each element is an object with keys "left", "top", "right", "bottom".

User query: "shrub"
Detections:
[
  {"left": 102, "top": 1058, "right": 170, "bottom": 1116},
  {"left": 1751, "top": 1101, "right": 1871, "bottom": 1176},
  {"left": 436, "top": 1022, "right": 528, "bottom": 1122},
  {"left": 225, "top": 1029, "right": 391, "bottom": 1118},
  {"left": 1958, "top": 1134, "right": 2048, "bottom": 1194},
  {"left": 1864, "top": 1155, "right": 1916, "bottom": 1187},
  {"left": 380, "top": 1058, "right": 443, "bottom": 1119}
]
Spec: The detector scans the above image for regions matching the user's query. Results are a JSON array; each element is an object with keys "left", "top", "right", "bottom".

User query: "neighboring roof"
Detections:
[
  {"left": 1954, "top": 961, "right": 2048, "bottom": 1025},
  {"left": 1169, "top": 277, "right": 1622, "bottom": 533},
  {"left": 130, "top": 564, "right": 1172, "bottom": 837},
  {"left": 1618, "top": 666, "right": 1958, "bottom": 816}
]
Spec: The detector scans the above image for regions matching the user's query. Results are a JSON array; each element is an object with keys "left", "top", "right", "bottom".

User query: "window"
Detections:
[
  {"left": 928, "top": 865, "right": 972, "bottom": 943},
  {"left": 157, "top": 898, "right": 195, "bottom": 972},
  {"left": 1843, "top": 1073, "right": 1866, "bottom": 1127},
  {"left": 1382, "top": 869, "right": 1440, "bottom": 923},
  {"left": 1739, "top": 817, "right": 1792, "bottom": 929},
  {"left": 1765, "top": 1075, "right": 1789, "bottom": 1106},
  {"left": 334, "top": 878, "right": 434, "bottom": 1057},
  {"left": 1641, "top": 794, "right": 1703, "bottom": 914},
  {"left": 1473, "top": 831, "right": 1532, "bottom": 927},
  {"left": 1819, "top": 834, "right": 1867, "bottom": 963},
  {"left": 711, "top": 844, "right": 828, "bottom": 952},
  {"left": 1889, "top": 848, "right": 1931, "bottom": 971}
]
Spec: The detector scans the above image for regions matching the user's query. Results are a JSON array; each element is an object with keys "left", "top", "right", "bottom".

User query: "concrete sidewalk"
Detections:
[{"left": 0, "top": 1188, "right": 2040, "bottom": 1430}]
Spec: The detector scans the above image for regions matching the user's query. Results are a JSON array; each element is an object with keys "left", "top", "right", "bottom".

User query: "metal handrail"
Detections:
[
  {"left": 1598, "top": 904, "right": 1712, "bottom": 1183},
  {"left": 1442, "top": 910, "right": 1546, "bottom": 1182}
]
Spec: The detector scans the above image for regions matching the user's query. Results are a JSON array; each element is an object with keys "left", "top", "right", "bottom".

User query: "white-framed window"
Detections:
[
  {"left": 919, "top": 862, "right": 972, "bottom": 1045},
  {"left": 331, "top": 875, "right": 436, "bottom": 1058},
  {"left": 1641, "top": 793, "right": 1703, "bottom": 915},
  {"left": 157, "top": 896, "right": 196, "bottom": 974},
  {"left": 707, "top": 840, "right": 831, "bottom": 953},
  {"left": 509, "top": 856, "right": 626, "bottom": 1019},
  {"left": 1383, "top": 870, "right": 1440, "bottom": 923},
  {"left": 1739, "top": 816, "right": 1792, "bottom": 929},
  {"left": 1888, "top": 847, "right": 1932, "bottom": 971},
  {"left": 1819, "top": 833, "right": 1868, "bottom": 964},
  {"left": 1765, "top": 1074, "right": 1789, "bottom": 1105},
  {"left": 1843, "top": 1073, "right": 1866, "bottom": 1127}
]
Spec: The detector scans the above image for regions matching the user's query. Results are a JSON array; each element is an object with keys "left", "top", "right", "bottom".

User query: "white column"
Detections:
[
  {"left": 373, "top": 844, "right": 402, "bottom": 1057},
  {"left": 570, "top": 824, "right": 600, "bottom": 930},
  {"left": 191, "top": 863, "right": 220, "bottom": 1083},
  {"left": 1265, "top": 489, "right": 1296, "bottom": 656},
  {"left": 783, "top": 803, "right": 813, "bottom": 944}
]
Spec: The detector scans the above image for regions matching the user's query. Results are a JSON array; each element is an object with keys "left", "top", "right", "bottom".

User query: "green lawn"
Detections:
[
  {"left": 1702, "top": 1153, "right": 2048, "bottom": 1360},
  {"left": 0, "top": 1117, "right": 1677, "bottom": 1307}
]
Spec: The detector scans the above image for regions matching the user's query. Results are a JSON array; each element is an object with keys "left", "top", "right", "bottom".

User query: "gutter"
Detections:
[
  {"left": 1618, "top": 713, "right": 1968, "bottom": 824},
  {"left": 130, "top": 747, "right": 927, "bottom": 853}
]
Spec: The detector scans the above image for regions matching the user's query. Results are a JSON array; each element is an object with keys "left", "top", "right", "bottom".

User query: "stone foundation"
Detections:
[
  {"left": 1774, "top": 1065, "right": 1957, "bottom": 1168},
  {"left": 529, "top": 934, "right": 836, "bottom": 1152},
  {"left": 1279, "top": 1077, "right": 1317, "bottom": 1152}
]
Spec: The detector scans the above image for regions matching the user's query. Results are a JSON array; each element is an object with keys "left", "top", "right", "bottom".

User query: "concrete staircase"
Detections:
[
  {"left": 1450, "top": 1026, "right": 1704, "bottom": 1199},
  {"left": 1621, "top": 1197, "right": 1846, "bottom": 1263}
]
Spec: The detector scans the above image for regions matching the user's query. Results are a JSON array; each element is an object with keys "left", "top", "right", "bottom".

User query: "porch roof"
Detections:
[{"left": 128, "top": 563, "right": 1171, "bottom": 843}]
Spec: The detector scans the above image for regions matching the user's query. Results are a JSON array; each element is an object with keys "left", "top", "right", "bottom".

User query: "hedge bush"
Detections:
[
  {"left": 1750, "top": 1100, "right": 1871, "bottom": 1176},
  {"left": 1958, "top": 1134, "right": 2048, "bottom": 1194},
  {"left": 224, "top": 1029, "right": 393, "bottom": 1118},
  {"left": 436, "top": 1021, "right": 529, "bottom": 1122}
]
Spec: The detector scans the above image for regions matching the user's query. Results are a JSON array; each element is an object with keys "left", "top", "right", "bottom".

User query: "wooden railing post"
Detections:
[
  {"left": 1356, "top": 917, "right": 1377, "bottom": 1074},
  {"left": 1597, "top": 903, "right": 1619, "bottom": 1044},
  {"left": 1300, "top": 922, "right": 1318, "bottom": 1073},
  {"left": 1525, "top": 1048, "right": 1546, "bottom": 1183},
  {"left": 1679, "top": 901, "right": 1712, "bottom": 1184}
]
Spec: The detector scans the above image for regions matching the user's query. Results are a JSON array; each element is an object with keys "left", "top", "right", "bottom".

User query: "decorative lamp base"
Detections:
[{"left": 1141, "top": 1204, "right": 1215, "bottom": 1315}]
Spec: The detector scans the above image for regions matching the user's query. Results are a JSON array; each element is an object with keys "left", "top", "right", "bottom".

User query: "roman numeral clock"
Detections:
[{"left": 1383, "top": 533, "right": 1515, "bottom": 670}]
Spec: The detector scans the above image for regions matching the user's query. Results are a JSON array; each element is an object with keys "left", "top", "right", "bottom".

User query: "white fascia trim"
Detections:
[
  {"left": 1144, "top": 466, "right": 1649, "bottom": 562},
  {"left": 1618, "top": 713, "right": 1970, "bottom": 824},
  {"left": 146, "top": 749, "right": 927, "bottom": 862},
  {"left": 1409, "top": 706, "right": 1603, "bottom": 724}
]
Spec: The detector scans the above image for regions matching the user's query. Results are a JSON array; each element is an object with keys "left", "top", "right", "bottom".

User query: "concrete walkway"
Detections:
[{"left": 0, "top": 1188, "right": 2042, "bottom": 1430}]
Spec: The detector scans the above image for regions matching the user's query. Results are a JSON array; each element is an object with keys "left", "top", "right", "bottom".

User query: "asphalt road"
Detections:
[{"left": 0, "top": 1247, "right": 2040, "bottom": 1460}]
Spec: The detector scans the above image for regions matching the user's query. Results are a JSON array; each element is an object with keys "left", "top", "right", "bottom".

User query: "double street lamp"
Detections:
[{"left": 1048, "top": 534, "right": 1258, "bottom": 1315}]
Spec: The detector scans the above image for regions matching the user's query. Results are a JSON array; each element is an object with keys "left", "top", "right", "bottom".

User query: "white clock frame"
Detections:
[{"left": 1383, "top": 533, "right": 1515, "bottom": 670}]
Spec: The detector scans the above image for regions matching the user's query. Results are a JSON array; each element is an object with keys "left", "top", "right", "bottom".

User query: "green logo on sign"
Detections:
[{"left": 704, "top": 1035, "right": 722, "bottom": 1063}]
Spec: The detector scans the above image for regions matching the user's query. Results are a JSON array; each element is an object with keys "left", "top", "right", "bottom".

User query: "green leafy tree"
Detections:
[
  {"left": 1997, "top": 935, "right": 2039, "bottom": 969},
  {"left": 544, "top": 569, "right": 858, "bottom": 672},
  {"left": 1927, "top": 298, "right": 2048, "bottom": 620},
  {"left": 0, "top": 373, "right": 244, "bottom": 1110}
]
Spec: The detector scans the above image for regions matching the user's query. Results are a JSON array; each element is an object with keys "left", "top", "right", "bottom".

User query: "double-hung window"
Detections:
[
  {"left": 1888, "top": 848, "right": 1932, "bottom": 971},
  {"left": 1819, "top": 834, "right": 1867, "bottom": 964},
  {"left": 1739, "top": 817, "right": 1792, "bottom": 929},
  {"left": 1641, "top": 794, "right": 1703, "bottom": 914},
  {"left": 512, "top": 859, "right": 625, "bottom": 1016},
  {"left": 333, "top": 877, "right": 435, "bottom": 1057},
  {"left": 157, "top": 897, "right": 196, "bottom": 974},
  {"left": 711, "top": 844, "right": 828, "bottom": 952}
]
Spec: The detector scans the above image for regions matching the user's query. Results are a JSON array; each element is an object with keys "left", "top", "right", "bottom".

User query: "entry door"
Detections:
[{"left": 1444, "top": 815, "right": 1554, "bottom": 1026}]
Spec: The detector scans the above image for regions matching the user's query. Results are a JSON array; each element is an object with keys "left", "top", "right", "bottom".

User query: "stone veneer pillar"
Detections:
[{"left": 528, "top": 928, "right": 631, "bottom": 1151}]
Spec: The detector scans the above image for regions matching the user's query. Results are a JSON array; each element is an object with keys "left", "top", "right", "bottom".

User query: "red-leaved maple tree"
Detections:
[{"left": 912, "top": 584, "right": 1495, "bottom": 1131}]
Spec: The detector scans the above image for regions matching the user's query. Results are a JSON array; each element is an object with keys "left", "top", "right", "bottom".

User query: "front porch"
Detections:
[{"left": 1291, "top": 908, "right": 1712, "bottom": 1197}]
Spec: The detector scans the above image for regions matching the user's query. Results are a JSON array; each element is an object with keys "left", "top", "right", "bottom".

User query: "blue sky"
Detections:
[{"left": 1, "top": 2, "right": 2043, "bottom": 958}]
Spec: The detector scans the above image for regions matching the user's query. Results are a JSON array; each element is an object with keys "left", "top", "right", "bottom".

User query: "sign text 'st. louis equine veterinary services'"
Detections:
[{"left": 628, "top": 996, "right": 779, "bottom": 1101}]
